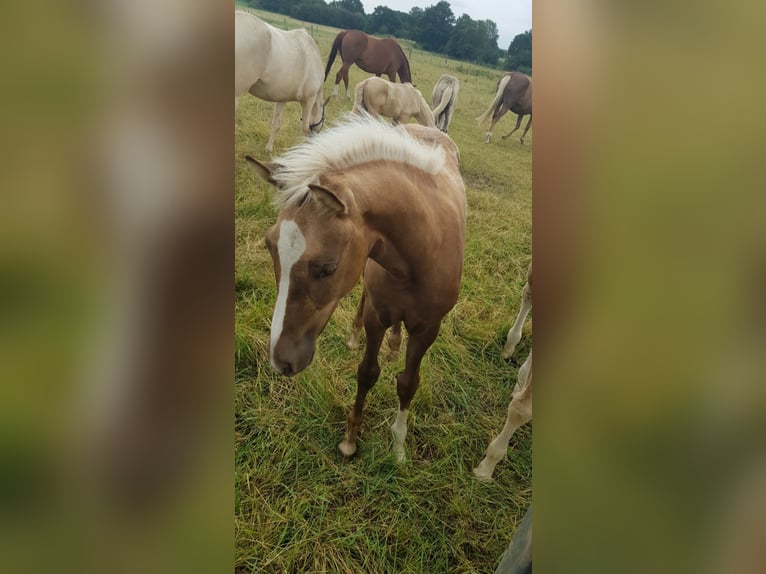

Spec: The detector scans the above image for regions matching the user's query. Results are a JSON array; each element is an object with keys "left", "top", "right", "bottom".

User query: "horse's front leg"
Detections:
[
  {"left": 474, "top": 352, "right": 532, "bottom": 480},
  {"left": 339, "top": 300, "right": 389, "bottom": 457},
  {"left": 520, "top": 115, "right": 532, "bottom": 144},
  {"left": 266, "top": 102, "right": 285, "bottom": 154},
  {"left": 503, "top": 279, "right": 532, "bottom": 360},
  {"left": 391, "top": 322, "right": 441, "bottom": 462},
  {"left": 299, "top": 99, "right": 311, "bottom": 140},
  {"left": 501, "top": 113, "right": 524, "bottom": 141}
]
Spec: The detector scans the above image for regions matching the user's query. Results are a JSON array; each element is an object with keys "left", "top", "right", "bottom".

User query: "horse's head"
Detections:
[
  {"left": 309, "top": 95, "right": 331, "bottom": 135},
  {"left": 247, "top": 157, "right": 367, "bottom": 376}
]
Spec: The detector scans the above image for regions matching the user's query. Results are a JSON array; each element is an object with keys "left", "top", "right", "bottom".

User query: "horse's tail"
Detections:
[
  {"left": 397, "top": 43, "right": 412, "bottom": 83},
  {"left": 431, "top": 83, "right": 453, "bottom": 118},
  {"left": 324, "top": 30, "right": 346, "bottom": 81},
  {"left": 351, "top": 79, "right": 367, "bottom": 114},
  {"left": 477, "top": 73, "right": 511, "bottom": 125},
  {"left": 420, "top": 94, "right": 436, "bottom": 128}
]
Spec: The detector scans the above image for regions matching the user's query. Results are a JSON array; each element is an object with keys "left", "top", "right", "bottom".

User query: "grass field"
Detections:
[{"left": 235, "top": 7, "right": 532, "bottom": 573}]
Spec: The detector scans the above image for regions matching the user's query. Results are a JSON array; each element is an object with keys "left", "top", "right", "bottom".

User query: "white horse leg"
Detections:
[
  {"left": 332, "top": 83, "right": 339, "bottom": 97},
  {"left": 266, "top": 102, "right": 285, "bottom": 154},
  {"left": 474, "top": 352, "right": 532, "bottom": 481},
  {"left": 503, "top": 281, "right": 532, "bottom": 359},
  {"left": 391, "top": 408, "right": 409, "bottom": 462}
]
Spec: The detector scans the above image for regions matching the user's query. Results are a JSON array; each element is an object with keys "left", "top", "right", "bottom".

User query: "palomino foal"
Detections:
[
  {"left": 247, "top": 115, "right": 465, "bottom": 461},
  {"left": 352, "top": 77, "right": 436, "bottom": 128},
  {"left": 474, "top": 263, "right": 533, "bottom": 480}
]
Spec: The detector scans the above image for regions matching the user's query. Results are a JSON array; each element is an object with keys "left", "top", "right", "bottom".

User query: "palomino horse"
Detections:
[
  {"left": 235, "top": 11, "right": 329, "bottom": 153},
  {"left": 324, "top": 30, "right": 412, "bottom": 99},
  {"left": 431, "top": 74, "right": 460, "bottom": 133},
  {"left": 474, "top": 262, "right": 532, "bottom": 481},
  {"left": 477, "top": 72, "right": 532, "bottom": 145},
  {"left": 246, "top": 115, "right": 465, "bottom": 461},
  {"left": 351, "top": 77, "right": 435, "bottom": 128}
]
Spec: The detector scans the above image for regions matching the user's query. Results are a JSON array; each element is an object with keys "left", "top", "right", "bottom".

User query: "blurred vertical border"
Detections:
[
  {"left": 534, "top": 0, "right": 766, "bottom": 573},
  {"left": 0, "top": 1, "right": 233, "bottom": 572}
]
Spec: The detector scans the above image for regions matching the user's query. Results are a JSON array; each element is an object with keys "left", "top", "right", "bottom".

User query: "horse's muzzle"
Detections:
[{"left": 270, "top": 337, "right": 315, "bottom": 377}]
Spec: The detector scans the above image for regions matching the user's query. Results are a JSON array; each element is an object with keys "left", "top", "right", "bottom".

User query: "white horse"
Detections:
[
  {"left": 235, "top": 11, "right": 329, "bottom": 153},
  {"left": 474, "top": 263, "right": 533, "bottom": 481},
  {"left": 351, "top": 76, "right": 435, "bottom": 128},
  {"left": 431, "top": 74, "right": 459, "bottom": 133}
]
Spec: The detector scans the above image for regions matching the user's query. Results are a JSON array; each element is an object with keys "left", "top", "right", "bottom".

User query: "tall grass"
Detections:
[{"left": 236, "top": 8, "right": 531, "bottom": 573}]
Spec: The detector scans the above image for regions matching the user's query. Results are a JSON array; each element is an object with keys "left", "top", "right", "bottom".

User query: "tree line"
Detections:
[{"left": 249, "top": 0, "right": 531, "bottom": 73}]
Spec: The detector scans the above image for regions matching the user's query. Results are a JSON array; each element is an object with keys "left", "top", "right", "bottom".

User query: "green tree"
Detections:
[
  {"left": 367, "top": 6, "right": 407, "bottom": 36},
  {"left": 417, "top": 1, "right": 455, "bottom": 53},
  {"left": 504, "top": 30, "right": 532, "bottom": 73},
  {"left": 330, "top": 0, "right": 365, "bottom": 15}
]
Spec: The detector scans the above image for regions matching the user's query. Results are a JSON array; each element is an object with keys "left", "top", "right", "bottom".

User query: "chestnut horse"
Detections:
[
  {"left": 324, "top": 30, "right": 412, "bottom": 99},
  {"left": 246, "top": 115, "right": 465, "bottom": 461},
  {"left": 477, "top": 72, "right": 532, "bottom": 145}
]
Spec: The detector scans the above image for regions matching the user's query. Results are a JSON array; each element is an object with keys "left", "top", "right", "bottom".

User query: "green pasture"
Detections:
[{"left": 235, "top": 7, "right": 532, "bottom": 573}]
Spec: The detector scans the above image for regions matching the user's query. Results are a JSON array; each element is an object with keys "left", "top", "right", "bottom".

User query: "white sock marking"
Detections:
[
  {"left": 270, "top": 219, "right": 305, "bottom": 368},
  {"left": 391, "top": 408, "right": 409, "bottom": 461}
]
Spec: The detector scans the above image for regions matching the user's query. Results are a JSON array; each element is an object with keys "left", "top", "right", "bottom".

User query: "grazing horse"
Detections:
[
  {"left": 324, "top": 30, "right": 412, "bottom": 99},
  {"left": 352, "top": 77, "right": 435, "bottom": 128},
  {"left": 246, "top": 115, "right": 465, "bottom": 461},
  {"left": 235, "top": 11, "right": 329, "bottom": 153},
  {"left": 477, "top": 72, "right": 532, "bottom": 144},
  {"left": 431, "top": 74, "right": 460, "bottom": 133},
  {"left": 474, "top": 263, "right": 533, "bottom": 481}
]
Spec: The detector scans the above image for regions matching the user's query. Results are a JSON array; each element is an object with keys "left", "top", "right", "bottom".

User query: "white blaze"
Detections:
[{"left": 270, "top": 219, "right": 306, "bottom": 367}]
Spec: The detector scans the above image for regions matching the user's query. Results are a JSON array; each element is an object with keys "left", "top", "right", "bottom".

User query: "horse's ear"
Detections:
[
  {"left": 308, "top": 183, "right": 348, "bottom": 216},
  {"left": 245, "top": 155, "right": 282, "bottom": 186}
]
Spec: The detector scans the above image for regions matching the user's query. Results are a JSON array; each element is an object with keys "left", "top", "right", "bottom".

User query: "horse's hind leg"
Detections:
[
  {"left": 485, "top": 105, "right": 508, "bottom": 144},
  {"left": 339, "top": 299, "right": 389, "bottom": 458},
  {"left": 501, "top": 114, "right": 524, "bottom": 141},
  {"left": 265, "top": 102, "right": 285, "bottom": 154},
  {"left": 502, "top": 278, "right": 532, "bottom": 360},
  {"left": 520, "top": 115, "right": 532, "bottom": 144},
  {"left": 334, "top": 64, "right": 352, "bottom": 99},
  {"left": 391, "top": 322, "right": 441, "bottom": 461},
  {"left": 473, "top": 351, "right": 532, "bottom": 481}
]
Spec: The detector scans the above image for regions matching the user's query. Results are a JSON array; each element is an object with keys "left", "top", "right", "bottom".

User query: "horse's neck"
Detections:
[{"left": 350, "top": 170, "right": 445, "bottom": 278}]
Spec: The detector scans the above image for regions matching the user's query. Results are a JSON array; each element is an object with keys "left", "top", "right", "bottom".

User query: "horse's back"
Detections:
[{"left": 235, "top": 11, "right": 323, "bottom": 102}]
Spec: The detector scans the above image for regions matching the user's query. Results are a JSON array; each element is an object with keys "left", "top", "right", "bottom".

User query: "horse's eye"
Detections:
[{"left": 310, "top": 262, "right": 337, "bottom": 279}]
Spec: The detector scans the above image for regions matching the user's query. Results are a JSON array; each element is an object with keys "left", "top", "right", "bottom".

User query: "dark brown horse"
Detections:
[
  {"left": 477, "top": 72, "right": 532, "bottom": 144},
  {"left": 324, "top": 30, "right": 412, "bottom": 99}
]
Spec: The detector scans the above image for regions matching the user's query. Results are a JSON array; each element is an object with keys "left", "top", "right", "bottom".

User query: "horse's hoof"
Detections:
[
  {"left": 393, "top": 448, "right": 407, "bottom": 463},
  {"left": 472, "top": 466, "right": 494, "bottom": 482},
  {"left": 338, "top": 440, "right": 357, "bottom": 458}
]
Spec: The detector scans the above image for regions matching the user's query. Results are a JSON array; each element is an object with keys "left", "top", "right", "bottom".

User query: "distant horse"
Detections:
[
  {"left": 477, "top": 72, "right": 532, "bottom": 144},
  {"left": 474, "top": 262, "right": 533, "bottom": 481},
  {"left": 246, "top": 115, "right": 465, "bottom": 461},
  {"left": 235, "top": 11, "right": 329, "bottom": 153},
  {"left": 352, "top": 77, "right": 435, "bottom": 128},
  {"left": 431, "top": 74, "right": 460, "bottom": 133},
  {"left": 324, "top": 30, "right": 412, "bottom": 99}
]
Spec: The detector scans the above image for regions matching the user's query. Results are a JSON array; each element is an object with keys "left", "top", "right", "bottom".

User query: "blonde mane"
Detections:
[{"left": 271, "top": 113, "right": 446, "bottom": 208}]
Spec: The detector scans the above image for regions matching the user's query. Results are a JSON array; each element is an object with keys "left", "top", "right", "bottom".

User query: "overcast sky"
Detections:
[{"left": 359, "top": 1, "right": 531, "bottom": 49}]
